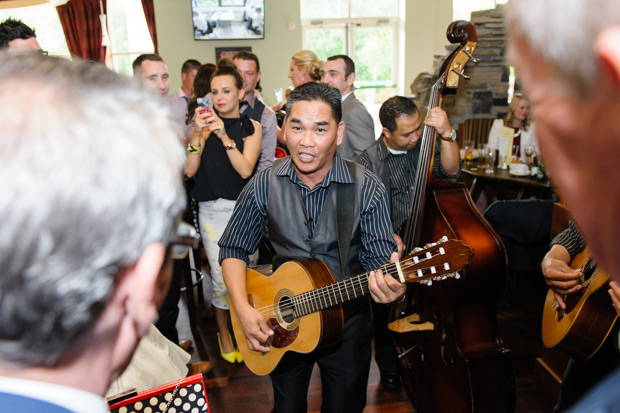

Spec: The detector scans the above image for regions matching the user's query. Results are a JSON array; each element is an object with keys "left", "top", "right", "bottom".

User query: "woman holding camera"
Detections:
[{"left": 185, "top": 58, "right": 262, "bottom": 364}]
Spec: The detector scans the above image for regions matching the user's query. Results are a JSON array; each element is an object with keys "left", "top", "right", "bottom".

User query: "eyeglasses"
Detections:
[{"left": 169, "top": 221, "right": 200, "bottom": 260}]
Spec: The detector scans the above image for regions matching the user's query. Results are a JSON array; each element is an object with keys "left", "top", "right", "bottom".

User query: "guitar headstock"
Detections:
[{"left": 397, "top": 237, "right": 473, "bottom": 285}]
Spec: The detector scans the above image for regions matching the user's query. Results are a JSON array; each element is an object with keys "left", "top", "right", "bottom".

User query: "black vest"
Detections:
[
  {"left": 241, "top": 97, "right": 266, "bottom": 123},
  {"left": 362, "top": 137, "right": 421, "bottom": 212},
  {"left": 266, "top": 159, "right": 365, "bottom": 282}
]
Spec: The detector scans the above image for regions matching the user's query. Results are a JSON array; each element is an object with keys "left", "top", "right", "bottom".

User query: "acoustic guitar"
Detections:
[
  {"left": 230, "top": 238, "right": 473, "bottom": 376},
  {"left": 541, "top": 249, "right": 618, "bottom": 360}
]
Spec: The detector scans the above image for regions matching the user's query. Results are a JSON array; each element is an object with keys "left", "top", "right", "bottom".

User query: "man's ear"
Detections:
[
  {"left": 382, "top": 127, "right": 392, "bottom": 140},
  {"left": 257, "top": 70, "right": 262, "bottom": 83},
  {"left": 595, "top": 26, "right": 620, "bottom": 91},
  {"left": 346, "top": 72, "right": 356, "bottom": 89},
  {"left": 337, "top": 121, "right": 345, "bottom": 146},
  {"left": 119, "top": 242, "right": 166, "bottom": 337}
]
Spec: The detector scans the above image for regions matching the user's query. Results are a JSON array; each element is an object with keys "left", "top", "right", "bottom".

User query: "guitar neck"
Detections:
[
  {"left": 292, "top": 271, "right": 376, "bottom": 318},
  {"left": 291, "top": 238, "right": 472, "bottom": 318}
]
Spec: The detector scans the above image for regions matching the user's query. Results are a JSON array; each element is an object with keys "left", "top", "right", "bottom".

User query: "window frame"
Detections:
[{"left": 301, "top": 16, "right": 399, "bottom": 88}]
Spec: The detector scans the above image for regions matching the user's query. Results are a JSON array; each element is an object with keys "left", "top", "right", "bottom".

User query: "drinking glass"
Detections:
[
  {"left": 485, "top": 148, "right": 496, "bottom": 174},
  {"left": 478, "top": 144, "right": 489, "bottom": 170},
  {"left": 524, "top": 145, "right": 535, "bottom": 164},
  {"left": 463, "top": 139, "right": 473, "bottom": 166},
  {"left": 274, "top": 88, "right": 283, "bottom": 104}
]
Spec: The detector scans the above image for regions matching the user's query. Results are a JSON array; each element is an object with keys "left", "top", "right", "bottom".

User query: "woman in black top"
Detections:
[{"left": 185, "top": 59, "right": 262, "bottom": 364}]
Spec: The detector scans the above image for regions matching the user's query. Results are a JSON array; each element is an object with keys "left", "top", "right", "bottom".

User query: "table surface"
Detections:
[
  {"left": 462, "top": 165, "right": 553, "bottom": 189},
  {"left": 461, "top": 164, "right": 555, "bottom": 202}
]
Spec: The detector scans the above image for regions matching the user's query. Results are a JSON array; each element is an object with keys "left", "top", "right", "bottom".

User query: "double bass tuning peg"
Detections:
[{"left": 464, "top": 49, "right": 479, "bottom": 64}]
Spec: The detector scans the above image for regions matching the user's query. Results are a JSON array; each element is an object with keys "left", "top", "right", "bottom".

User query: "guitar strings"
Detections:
[{"left": 250, "top": 248, "right": 454, "bottom": 317}]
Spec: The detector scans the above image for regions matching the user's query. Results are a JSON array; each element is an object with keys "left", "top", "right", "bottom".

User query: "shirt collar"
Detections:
[
  {"left": 341, "top": 91, "right": 353, "bottom": 102},
  {"left": 242, "top": 92, "right": 257, "bottom": 109},
  {"left": 275, "top": 153, "right": 353, "bottom": 189},
  {"left": 176, "top": 88, "right": 189, "bottom": 99},
  {"left": 0, "top": 376, "right": 109, "bottom": 413}
]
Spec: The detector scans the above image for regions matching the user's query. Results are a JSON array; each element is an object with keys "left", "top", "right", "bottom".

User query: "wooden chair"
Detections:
[{"left": 457, "top": 117, "right": 495, "bottom": 148}]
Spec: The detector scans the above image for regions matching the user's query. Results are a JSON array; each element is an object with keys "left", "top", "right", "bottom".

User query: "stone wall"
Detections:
[{"left": 428, "top": 5, "right": 510, "bottom": 128}]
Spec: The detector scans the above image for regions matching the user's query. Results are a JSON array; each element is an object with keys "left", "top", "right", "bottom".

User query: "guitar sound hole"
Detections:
[{"left": 278, "top": 296, "right": 295, "bottom": 324}]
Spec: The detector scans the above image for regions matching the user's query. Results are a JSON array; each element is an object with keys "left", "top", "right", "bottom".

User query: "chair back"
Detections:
[{"left": 457, "top": 117, "right": 495, "bottom": 148}]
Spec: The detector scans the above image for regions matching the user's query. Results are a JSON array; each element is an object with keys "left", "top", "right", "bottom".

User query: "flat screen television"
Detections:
[{"left": 192, "top": 0, "right": 265, "bottom": 40}]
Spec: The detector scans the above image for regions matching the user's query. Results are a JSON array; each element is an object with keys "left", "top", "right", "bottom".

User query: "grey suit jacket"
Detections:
[{"left": 338, "top": 92, "right": 375, "bottom": 161}]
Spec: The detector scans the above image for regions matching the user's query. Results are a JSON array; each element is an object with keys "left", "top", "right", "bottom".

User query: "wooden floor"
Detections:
[{"left": 178, "top": 268, "right": 556, "bottom": 412}]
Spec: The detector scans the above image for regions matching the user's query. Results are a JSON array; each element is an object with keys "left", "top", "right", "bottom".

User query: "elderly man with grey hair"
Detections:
[
  {"left": 0, "top": 53, "right": 186, "bottom": 411},
  {"left": 508, "top": 1, "right": 620, "bottom": 412}
]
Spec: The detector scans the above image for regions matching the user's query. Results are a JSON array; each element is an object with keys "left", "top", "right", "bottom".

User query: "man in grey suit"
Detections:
[{"left": 323, "top": 55, "right": 375, "bottom": 160}]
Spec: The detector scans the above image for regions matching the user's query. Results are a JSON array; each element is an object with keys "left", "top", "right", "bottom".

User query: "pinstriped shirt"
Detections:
[
  {"left": 218, "top": 154, "right": 397, "bottom": 271},
  {"left": 357, "top": 137, "right": 461, "bottom": 236},
  {"left": 550, "top": 219, "right": 586, "bottom": 260}
]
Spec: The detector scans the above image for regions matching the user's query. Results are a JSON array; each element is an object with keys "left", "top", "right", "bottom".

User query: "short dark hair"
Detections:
[
  {"left": 379, "top": 96, "right": 419, "bottom": 133},
  {"left": 181, "top": 59, "right": 201, "bottom": 74},
  {"left": 211, "top": 58, "right": 243, "bottom": 91},
  {"left": 132, "top": 54, "right": 165, "bottom": 77},
  {"left": 233, "top": 51, "right": 261, "bottom": 92},
  {"left": 0, "top": 18, "right": 36, "bottom": 49},
  {"left": 286, "top": 82, "right": 342, "bottom": 124},
  {"left": 327, "top": 55, "right": 355, "bottom": 78}
]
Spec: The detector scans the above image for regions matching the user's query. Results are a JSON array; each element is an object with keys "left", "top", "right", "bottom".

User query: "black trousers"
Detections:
[
  {"left": 372, "top": 300, "right": 400, "bottom": 375},
  {"left": 270, "top": 305, "right": 374, "bottom": 413}
]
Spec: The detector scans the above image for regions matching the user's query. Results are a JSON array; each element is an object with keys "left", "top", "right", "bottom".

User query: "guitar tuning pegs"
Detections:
[
  {"left": 438, "top": 236, "right": 448, "bottom": 243},
  {"left": 454, "top": 272, "right": 461, "bottom": 280},
  {"left": 412, "top": 247, "right": 423, "bottom": 253}
]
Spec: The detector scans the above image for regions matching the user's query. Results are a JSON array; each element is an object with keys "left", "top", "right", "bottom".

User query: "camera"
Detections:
[{"left": 197, "top": 97, "right": 211, "bottom": 108}]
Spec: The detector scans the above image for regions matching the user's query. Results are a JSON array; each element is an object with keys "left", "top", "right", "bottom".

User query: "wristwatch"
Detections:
[{"left": 441, "top": 129, "right": 457, "bottom": 142}]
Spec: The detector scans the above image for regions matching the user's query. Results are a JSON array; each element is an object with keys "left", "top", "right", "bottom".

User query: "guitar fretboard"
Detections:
[{"left": 292, "top": 269, "right": 398, "bottom": 318}]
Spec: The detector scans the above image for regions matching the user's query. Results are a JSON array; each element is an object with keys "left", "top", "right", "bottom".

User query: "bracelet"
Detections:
[
  {"left": 187, "top": 143, "right": 201, "bottom": 155},
  {"left": 224, "top": 141, "right": 237, "bottom": 151}
]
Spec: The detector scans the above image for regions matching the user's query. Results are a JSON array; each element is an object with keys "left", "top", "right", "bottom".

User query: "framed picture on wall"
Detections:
[
  {"left": 192, "top": 0, "right": 265, "bottom": 40},
  {"left": 215, "top": 46, "right": 252, "bottom": 62}
]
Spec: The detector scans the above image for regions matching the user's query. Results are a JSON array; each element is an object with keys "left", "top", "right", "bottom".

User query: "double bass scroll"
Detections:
[{"left": 390, "top": 20, "right": 515, "bottom": 413}]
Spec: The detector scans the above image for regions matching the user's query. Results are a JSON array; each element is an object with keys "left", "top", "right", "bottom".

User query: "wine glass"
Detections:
[
  {"left": 274, "top": 88, "right": 283, "bottom": 104},
  {"left": 524, "top": 145, "right": 535, "bottom": 164}
]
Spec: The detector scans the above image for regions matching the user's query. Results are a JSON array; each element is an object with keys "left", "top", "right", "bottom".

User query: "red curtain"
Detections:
[
  {"left": 56, "top": 0, "right": 106, "bottom": 62},
  {"left": 141, "top": 0, "right": 158, "bottom": 55}
]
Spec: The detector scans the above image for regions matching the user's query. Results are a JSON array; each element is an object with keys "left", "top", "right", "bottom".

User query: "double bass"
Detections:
[{"left": 388, "top": 21, "right": 515, "bottom": 412}]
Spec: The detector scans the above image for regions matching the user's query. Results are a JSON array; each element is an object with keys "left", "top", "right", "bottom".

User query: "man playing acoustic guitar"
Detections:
[
  {"left": 219, "top": 82, "right": 405, "bottom": 412},
  {"left": 542, "top": 220, "right": 620, "bottom": 411}
]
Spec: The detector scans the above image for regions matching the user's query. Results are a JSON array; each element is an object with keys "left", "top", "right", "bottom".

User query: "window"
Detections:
[
  {"left": 301, "top": 0, "right": 398, "bottom": 90},
  {"left": 0, "top": 3, "right": 70, "bottom": 57},
  {"left": 0, "top": 1, "right": 153, "bottom": 76},
  {"left": 106, "top": 0, "right": 154, "bottom": 76}
]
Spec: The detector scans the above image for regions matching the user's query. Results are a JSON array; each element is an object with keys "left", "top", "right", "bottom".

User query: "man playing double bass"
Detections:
[{"left": 356, "top": 96, "right": 461, "bottom": 391}]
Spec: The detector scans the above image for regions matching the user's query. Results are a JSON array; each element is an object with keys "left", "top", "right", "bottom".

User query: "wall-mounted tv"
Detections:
[{"left": 192, "top": 0, "right": 265, "bottom": 40}]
